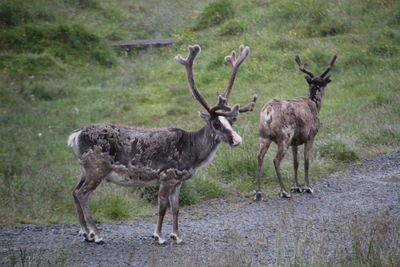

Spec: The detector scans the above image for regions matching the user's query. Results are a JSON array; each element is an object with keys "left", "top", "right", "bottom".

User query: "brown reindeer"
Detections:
[
  {"left": 68, "top": 44, "right": 257, "bottom": 244},
  {"left": 255, "top": 55, "right": 337, "bottom": 200}
]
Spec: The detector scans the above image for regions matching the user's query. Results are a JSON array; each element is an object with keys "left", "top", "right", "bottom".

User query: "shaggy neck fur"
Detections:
[
  {"left": 309, "top": 87, "right": 323, "bottom": 112},
  {"left": 188, "top": 125, "right": 221, "bottom": 169}
]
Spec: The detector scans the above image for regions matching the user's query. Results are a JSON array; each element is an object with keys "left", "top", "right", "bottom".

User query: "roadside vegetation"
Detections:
[{"left": 0, "top": 0, "right": 399, "bottom": 226}]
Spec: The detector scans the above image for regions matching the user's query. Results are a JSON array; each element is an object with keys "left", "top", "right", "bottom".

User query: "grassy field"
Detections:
[{"left": 0, "top": 0, "right": 399, "bottom": 224}]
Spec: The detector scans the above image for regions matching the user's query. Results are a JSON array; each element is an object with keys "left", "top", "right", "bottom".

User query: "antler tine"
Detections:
[
  {"left": 239, "top": 95, "right": 258, "bottom": 113},
  {"left": 210, "top": 93, "right": 231, "bottom": 113},
  {"left": 320, "top": 55, "right": 337, "bottom": 78},
  {"left": 223, "top": 45, "right": 250, "bottom": 102},
  {"left": 295, "top": 55, "right": 315, "bottom": 78},
  {"left": 175, "top": 45, "right": 211, "bottom": 113},
  {"left": 214, "top": 104, "right": 240, "bottom": 119}
]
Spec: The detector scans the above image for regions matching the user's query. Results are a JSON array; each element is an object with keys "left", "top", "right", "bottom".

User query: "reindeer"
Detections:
[
  {"left": 254, "top": 55, "right": 337, "bottom": 200},
  {"left": 68, "top": 44, "right": 257, "bottom": 244}
]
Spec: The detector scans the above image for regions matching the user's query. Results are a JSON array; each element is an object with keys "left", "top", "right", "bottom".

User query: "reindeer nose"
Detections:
[{"left": 232, "top": 131, "right": 242, "bottom": 147}]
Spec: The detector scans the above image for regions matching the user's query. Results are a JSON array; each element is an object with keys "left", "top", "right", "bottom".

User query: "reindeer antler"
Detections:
[
  {"left": 295, "top": 55, "right": 315, "bottom": 78},
  {"left": 239, "top": 95, "right": 258, "bottom": 113},
  {"left": 175, "top": 45, "right": 211, "bottom": 113},
  {"left": 176, "top": 44, "right": 257, "bottom": 119},
  {"left": 320, "top": 55, "right": 337, "bottom": 78},
  {"left": 224, "top": 45, "right": 250, "bottom": 101},
  {"left": 210, "top": 94, "right": 230, "bottom": 113},
  {"left": 222, "top": 45, "right": 257, "bottom": 115}
]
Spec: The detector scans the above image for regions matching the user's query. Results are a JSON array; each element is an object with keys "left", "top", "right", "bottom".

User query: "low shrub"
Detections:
[
  {"left": 0, "top": 53, "right": 66, "bottom": 79},
  {"left": 92, "top": 194, "right": 132, "bottom": 220},
  {"left": 318, "top": 140, "right": 359, "bottom": 162},
  {"left": 63, "top": 0, "right": 100, "bottom": 9},
  {"left": 362, "top": 130, "right": 400, "bottom": 146},
  {"left": 0, "top": 0, "right": 54, "bottom": 28},
  {"left": 195, "top": 178, "right": 225, "bottom": 199},
  {"left": 193, "top": 0, "right": 235, "bottom": 31},
  {"left": 0, "top": 23, "right": 115, "bottom": 66},
  {"left": 219, "top": 19, "right": 246, "bottom": 36}
]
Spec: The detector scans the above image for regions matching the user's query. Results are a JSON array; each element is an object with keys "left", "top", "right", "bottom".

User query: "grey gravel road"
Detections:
[{"left": 1, "top": 151, "right": 399, "bottom": 266}]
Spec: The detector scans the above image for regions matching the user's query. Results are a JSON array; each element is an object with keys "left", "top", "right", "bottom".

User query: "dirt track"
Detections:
[{"left": 1, "top": 152, "right": 399, "bottom": 266}]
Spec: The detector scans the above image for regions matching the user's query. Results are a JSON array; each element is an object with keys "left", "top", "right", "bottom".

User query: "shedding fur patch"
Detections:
[
  {"left": 67, "top": 130, "right": 82, "bottom": 156},
  {"left": 80, "top": 146, "right": 195, "bottom": 187}
]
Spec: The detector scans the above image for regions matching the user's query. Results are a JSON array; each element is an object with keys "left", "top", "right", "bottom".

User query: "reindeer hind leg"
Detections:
[
  {"left": 290, "top": 145, "right": 303, "bottom": 193},
  {"left": 303, "top": 140, "right": 314, "bottom": 194},
  {"left": 74, "top": 147, "right": 111, "bottom": 243},
  {"left": 72, "top": 176, "right": 90, "bottom": 240},
  {"left": 274, "top": 141, "right": 291, "bottom": 198},
  {"left": 75, "top": 175, "right": 104, "bottom": 243},
  {"left": 255, "top": 137, "right": 272, "bottom": 201}
]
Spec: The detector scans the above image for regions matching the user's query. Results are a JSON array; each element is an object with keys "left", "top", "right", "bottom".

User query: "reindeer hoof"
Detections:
[
  {"left": 279, "top": 190, "right": 291, "bottom": 198},
  {"left": 290, "top": 185, "right": 304, "bottom": 193},
  {"left": 153, "top": 233, "right": 166, "bottom": 245},
  {"left": 95, "top": 239, "right": 104, "bottom": 245},
  {"left": 170, "top": 233, "right": 183, "bottom": 244},
  {"left": 254, "top": 191, "right": 263, "bottom": 201},
  {"left": 94, "top": 235, "right": 104, "bottom": 244},
  {"left": 83, "top": 232, "right": 93, "bottom": 242},
  {"left": 85, "top": 231, "right": 103, "bottom": 244},
  {"left": 78, "top": 228, "right": 87, "bottom": 236},
  {"left": 302, "top": 186, "right": 314, "bottom": 194}
]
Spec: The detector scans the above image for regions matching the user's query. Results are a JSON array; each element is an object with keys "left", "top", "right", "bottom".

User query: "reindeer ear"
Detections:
[
  {"left": 199, "top": 111, "right": 211, "bottom": 124},
  {"left": 305, "top": 76, "right": 313, "bottom": 84},
  {"left": 324, "top": 76, "right": 332, "bottom": 84}
]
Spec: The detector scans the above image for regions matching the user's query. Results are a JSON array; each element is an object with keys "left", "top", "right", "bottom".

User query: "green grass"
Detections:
[
  {"left": 0, "top": 0, "right": 399, "bottom": 224},
  {"left": 192, "top": 0, "right": 235, "bottom": 31}
]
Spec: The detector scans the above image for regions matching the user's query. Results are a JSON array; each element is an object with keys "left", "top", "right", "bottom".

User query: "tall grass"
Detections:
[{"left": 0, "top": 0, "right": 399, "bottom": 224}]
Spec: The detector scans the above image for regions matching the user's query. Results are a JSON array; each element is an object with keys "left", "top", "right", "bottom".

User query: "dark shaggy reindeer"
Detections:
[
  {"left": 68, "top": 44, "right": 257, "bottom": 244},
  {"left": 255, "top": 55, "right": 337, "bottom": 200}
]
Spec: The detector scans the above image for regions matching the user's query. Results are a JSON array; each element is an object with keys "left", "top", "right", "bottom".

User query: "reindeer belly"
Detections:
[{"left": 105, "top": 164, "right": 161, "bottom": 187}]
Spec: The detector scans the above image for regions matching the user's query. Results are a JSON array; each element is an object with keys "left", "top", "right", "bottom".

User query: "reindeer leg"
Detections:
[
  {"left": 255, "top": 137, "right": 272, "bottom": 201},
  {"left": 290, "top": 145, "right": 303, "bottom": 193},
  {"left": 76, "top": 177, "right": 104, "bottom": 243},
  {"left": 169, "top": 182, "right": 183, "bottom": 244},
  {"left": 75, "top": 148, "right": 111, "bottom": 244},
  {"left": 303, "top": 140, "right": 314, "bottom": 194},
  {"left": 72, "top": 176, "right": 89, "bottom": 240},
  {"left": 153, "top": 182, "right": 170, "bottom": 245},
  {"left": 274, "top": 142, "right": 291, "bottom": 198}
]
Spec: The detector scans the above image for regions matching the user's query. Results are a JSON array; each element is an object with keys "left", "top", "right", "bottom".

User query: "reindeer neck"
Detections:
[
  {"left": 309, "top": 89, "right": 323, "bottom": 113},
  {"left": 188, "top": 125, "right": 221, "bottom": 168},
  {"left": 310, "top": 95, "right": 322, "bottom": 112}
]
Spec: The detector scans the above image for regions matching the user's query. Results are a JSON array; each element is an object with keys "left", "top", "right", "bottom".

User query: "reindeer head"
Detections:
[
  {"left": 295, "top": 55, "right": 337, "bottom": 104},
  {"left": 176, "top": 45, "right": 257, "bottom": 147}
]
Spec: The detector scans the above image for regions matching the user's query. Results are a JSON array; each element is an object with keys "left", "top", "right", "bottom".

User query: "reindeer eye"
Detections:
[{"left": 212, "top": 122, "right": 221, "bottom": 129}]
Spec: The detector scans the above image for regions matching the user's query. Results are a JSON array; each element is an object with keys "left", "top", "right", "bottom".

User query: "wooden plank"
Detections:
[{"left": 110, "top": 38, "right": 177, "bottom": 49}]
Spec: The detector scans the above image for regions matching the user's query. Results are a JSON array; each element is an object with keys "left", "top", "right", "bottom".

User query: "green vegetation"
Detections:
[
  {"left": 318, "top": 140, "right": 359, "bottom": 162},
  {"left": 192, "top": 0, "right": 235, "bottom": 30},
  {"left": 0, "top": 0, "right": 399, "bottom": 225}
]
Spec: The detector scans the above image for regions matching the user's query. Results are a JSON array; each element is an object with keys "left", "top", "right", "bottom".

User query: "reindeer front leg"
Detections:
[
  {"left": 169, "top": 182, "right": 183, "bottom": 244},
  {"left": 153, "top": 169, "right": 193, "bottom": 244},
  {"left": 153, "top": 182, "right": 171, "bottom": 245}
]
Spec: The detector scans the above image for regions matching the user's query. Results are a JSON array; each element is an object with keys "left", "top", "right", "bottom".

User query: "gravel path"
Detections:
[{"left": 1, "top": 151, "right": 399, "bottom": 266}]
